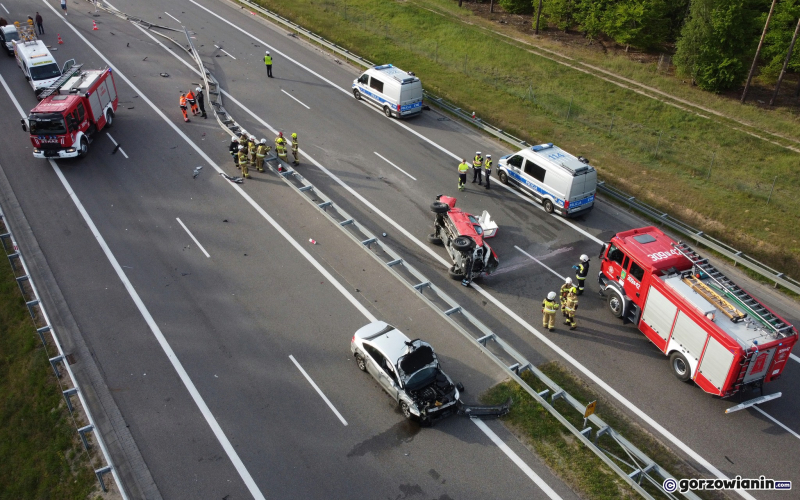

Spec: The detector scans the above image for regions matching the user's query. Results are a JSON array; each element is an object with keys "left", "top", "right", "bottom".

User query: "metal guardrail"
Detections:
[
  {"left": 0, "top": 208, "right": 123, "bottom": 496},
  {"left": 236, "top": 0, "right": 799, "bottom": 296}
]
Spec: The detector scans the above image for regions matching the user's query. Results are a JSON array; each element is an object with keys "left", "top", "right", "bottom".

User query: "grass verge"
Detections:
[
  {"left": 0, "top": 245, "right": 97, "bottom": 499},
  {"left": 249, "top": 0, "right": 800, "bottom": 281},
  {"left": 481, "top": 362, "right": 725, "bottom": 500}
]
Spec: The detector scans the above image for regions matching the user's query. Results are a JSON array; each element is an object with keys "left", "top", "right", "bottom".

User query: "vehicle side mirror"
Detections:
[
  {"left": 599, "top": 243, "right": 608, "bottom": 259},
  {"left": 25, "top": 76, "right": 30, "bottom": 81},
  {"left": 20, "top": 118, "right": 27, "bottom": 132}
]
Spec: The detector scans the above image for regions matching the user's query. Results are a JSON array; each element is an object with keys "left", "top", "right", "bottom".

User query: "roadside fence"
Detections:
[
  {"left": 0, "top": 206, "right": 123, "bottom": 496},
  {"left": 236, "top": 0, "right": 799, "bottom": 295}
]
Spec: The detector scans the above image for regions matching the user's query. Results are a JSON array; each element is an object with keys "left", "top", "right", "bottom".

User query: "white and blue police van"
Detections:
[
  {"left": 497, "top": 143, "right": 597, "bottom": 217},
  {"left": 352, "top": 64, "right": 423, "bottom": 119}
]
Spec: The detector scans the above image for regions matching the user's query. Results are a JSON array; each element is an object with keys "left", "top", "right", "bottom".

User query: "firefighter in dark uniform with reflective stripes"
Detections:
[{"left": 573, "top": 254, "right": 590, "bottom": 295}]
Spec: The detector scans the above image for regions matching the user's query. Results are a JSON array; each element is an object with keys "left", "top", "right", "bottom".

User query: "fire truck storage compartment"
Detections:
[
  {"left": 697, "top": 336, "right": 735, "bottom": 393},
  {"left": 60, "top": 70, "right": 116, "bottom": 122},
  {"left": 640, "top": 286, "right": 677, "bottom": 347}
]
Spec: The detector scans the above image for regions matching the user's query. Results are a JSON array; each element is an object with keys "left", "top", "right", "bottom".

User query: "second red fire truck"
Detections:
[
  {"left": 23, "top": 64, "right": 118, "bottom": 159},
  {"left": 598, "top": 227, "right": 796, "bottom": 400}
]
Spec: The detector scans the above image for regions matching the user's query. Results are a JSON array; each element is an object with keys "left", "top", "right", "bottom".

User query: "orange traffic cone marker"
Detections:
[
  {"left": 57, "top": 34, "right": 63, "bottom": 44},
  {"left": 92, "top": 21, "right": 98, "bottom": 31}
]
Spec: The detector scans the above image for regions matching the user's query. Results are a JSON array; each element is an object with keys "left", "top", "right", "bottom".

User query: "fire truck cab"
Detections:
[
  {"left": 24, "top": 66, "right": 118, "bottom": 159},
  {"left": 598, "top": 227, "right": 796, "bottom": 399}
]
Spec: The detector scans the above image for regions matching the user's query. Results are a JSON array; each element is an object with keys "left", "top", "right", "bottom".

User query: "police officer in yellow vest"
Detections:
[
  {"left": 237, "top": 145, "right": 250, "bottom": 179},
  {"left": 563, "top": 290, "right": 578, "bottom": 330},
  {"left": 291, "top": 132, "right": 299, "bottom": 166},
  {"left": 264, "top": 51, "right": 273, "bottom": 78},
  {"left": 458, "top": 159, "right": 470, "bottom": 191},
  {"left": 471, "top": 151, "right": 483, "bottom": 185},
  {"left": 256, "top": 139, "right": 270, "bottom": 172},
  {"left": 484, "top": 154, "right": 492, "bottom": 190},
  {"left": 542, "top": 291, "right": 560, "bottom": 331}
]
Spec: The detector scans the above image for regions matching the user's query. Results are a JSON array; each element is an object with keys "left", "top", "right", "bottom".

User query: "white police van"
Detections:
[
  {"left": 352, "top": 64, "right": 423, "bottom": 119},
  {"left": 498, "top": 143, "right": 597, "bottom": 217}
]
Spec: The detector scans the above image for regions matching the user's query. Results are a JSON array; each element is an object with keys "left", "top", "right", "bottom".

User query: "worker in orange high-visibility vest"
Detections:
[
  {"left": 186, "top": 90, "right": 199, "bottom": 115},
  {"left": 179, "top": 93, "right": 189, "bottom": 122}
]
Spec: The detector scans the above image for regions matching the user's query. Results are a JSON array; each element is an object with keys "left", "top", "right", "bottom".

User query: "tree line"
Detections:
[{"left": 491, "top": 0, "right": 800, "bottom": 93}]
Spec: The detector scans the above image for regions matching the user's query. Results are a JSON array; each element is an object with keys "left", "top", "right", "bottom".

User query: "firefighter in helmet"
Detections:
[
  {"left": 255, "top": 138, "right": 270, "bottom": 172},
  {"left": 542, "top": 291, "right": 559, "bottom": 332},
  {"left": 560, "top": 277, "right": 576, "bottom": 317},
  {"left": 237, "top": 145, "right": 250, "bottom": 179},
  {"left": 291, "top": 132, "right": 299, "bottom": 166},
  {"left": 563, "top": 290, "right": 578, "bottom": 330},
  {"left": 573, "top": 254, "right": 590, "bottom": 295}
]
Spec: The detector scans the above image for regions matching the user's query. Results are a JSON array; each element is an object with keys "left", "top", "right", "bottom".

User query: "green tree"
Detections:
[
  {"left": 536, "top": 0, "right": 577, "bottom": 31},
  {"left": 674, "top": 0, "right": 768, "bottom": 92},
  {"left": 602, "top": 0, "right": 671, "bottom": 50},
  {"left": 573, "top": 0, "right": 610, "bottom": 39},
  {"left": 759, "top": 0, "right": 800, "bottom": 81},
  {"left": 499, "top": 0, "right": 534, "bottom": 15}
]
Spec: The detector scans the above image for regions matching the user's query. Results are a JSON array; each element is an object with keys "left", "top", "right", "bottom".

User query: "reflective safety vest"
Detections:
[
  {"left": 484, "top": 159, "right": 492, "bottom": 170},
  {"left": 542, "top": 299, "right": 559, "bottom": 313},
  {"left": 186, "top": 91, "right": 196, "bottom": 103},
  {"left": 264, "top": 55, "right": 273, "bottom": 65},
  {"left": 458, "top": 162, "right": 470, "bottom": 173},
  {"left": 291, "top": 140, "right": 298, "bottom": 152},
  {"left": 179, "top": 95, "right": 187, "bottom": 107},
  {"left": 276, "top": 144, "right": 287, "bottom": 157},
  {"left": 249, "top": 141, "right": 257, "bottom": 154},
  {"left": 473, "top": 155, "right": 482, "bottom": 168},
  {"left": 256, "top": 144, "right": 269, "bottom": 158},
  {"left": 564, "top": 295, "right": 578, "bottom": 312},
  {"left": 560, "top": 283, "right": 576, "bottom": 299},
  {"left": 237, "top": 151, "right": 248, "bottom": 163}
]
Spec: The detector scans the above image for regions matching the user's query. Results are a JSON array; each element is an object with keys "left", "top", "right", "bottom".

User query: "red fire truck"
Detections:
[
  {"left": 23, "top": 64, "right": 118, "bottom": 159},
  {"left": 598, "top": 227, "right": 796, "bottom": 399}
]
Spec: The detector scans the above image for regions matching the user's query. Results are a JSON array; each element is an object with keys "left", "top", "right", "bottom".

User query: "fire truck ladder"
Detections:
[
  {"left": 681, "top": 274, "right": 746, "bottom": 321},
  {"left": 672, "top": 242, "right": 794, "bottom": 336},
  {"left": 37, "top": 64, "right": 84, "bottom": 100}
]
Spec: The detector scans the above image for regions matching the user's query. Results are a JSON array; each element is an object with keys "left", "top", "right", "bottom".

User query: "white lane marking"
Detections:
[
  {"left": 374, "top": 152, "right": 417, "bottom": 181},
  {"left": 0, "top": 4, "right": 8, "bottom": 14},
  {"left": 280, "top": 89, "right": 310, "bottom": 109},
  {"left": 213, "top": 45, "right": 237, "bottom": 60},
  {"left": 135, "top": 22, "right": 756, "bottom": 499},
  {"left": 753, "top": 406, "right": 800, "bottom": 440},
  {"left": 515, "top": 246, "right": 565, "bottom": 280},
  {"left": 105, "top": 132, "right": 129, "bottom": 158},
  {"left": 472, "top": 420, "right": 562, "bottom": 499},
  {"left": 164, "top": 11, "right": 181, "bottom": 23},
  {"left": 791, "top": 353, "right": 800, "bottom": 364},
  {"left": 289, "top": 355, "right": 348, "bottom": 426},
  {"left": 188, "top": 0, "right": 605, "bottom": 248},
  {"left": 176, "top": 217, "right": 210, "bottom": 258}
]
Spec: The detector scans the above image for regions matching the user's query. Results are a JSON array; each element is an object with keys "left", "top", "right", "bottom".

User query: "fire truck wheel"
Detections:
[
  {"left": 78, "top": 137, "right": 89, "bottom": 158},
  {"left": 427, "top": 233, "right": 443, "bottom": 245},
  {"left": 453, "top": 236, "right": 475, "bottom": 252},
  {"left": 448, "top": 266, "right": 464, "bottom": 280},
  {"left": 105, "top": 110, "right": 114, "bottom": 127},
  {"left": 606, "top": 292, "right": 623, "bottom": 318},
  {"left": 430, "top": 201, "right": 450, "bottom": 214},
  {"left": 498, "top": 170, "right": 508, "bottom": 185},
  {"left": 669, "top": 352, "right": 692, "bottom": 382},
  {"left": 543, "top": 198, "right": 555, "bottom": 214}
]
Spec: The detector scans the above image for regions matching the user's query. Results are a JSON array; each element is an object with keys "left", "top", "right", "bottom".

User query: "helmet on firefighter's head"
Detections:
[
  {"left": 250, "top": 135, "right": 256, "bottom": 141},
  {"left": 231, "top": 137, "right": 238, "bottom": 142},
  {"left": 547, "top": 292, "right": 557, "bottom": 301},
  {"left": 278, "top": 131, "right": 283, "bottom": 137},
  {"left": 565, "top": 277, "right": 572, "bottom": 285},
  {"left": 581, "top": 254, "right": 589, "bottom": 263},
  {"left": 260, "top": 138, "right": 267, "bottom": 144},
  {"left": 291, "top": 133, "right": 297, "bottom": 139},
  {"left": 196, "top": 87, "right": 202, "bottom": 93}
]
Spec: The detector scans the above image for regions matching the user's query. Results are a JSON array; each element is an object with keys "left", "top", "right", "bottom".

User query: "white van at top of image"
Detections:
[
  {"left": 497, "top": 143, "right": 597, "bottom": 217},
  {"left": 352, "top": 64, "right": 423, "bottom": 119},
  {"left": 14, "top": 39, "right": 64, "bottom": 96}
]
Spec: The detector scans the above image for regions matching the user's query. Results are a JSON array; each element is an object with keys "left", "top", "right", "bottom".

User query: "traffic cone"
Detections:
[
  {"left": 57, "top": 34, "right": 63, "bottom": 44},
  {"left": 92, "top": 21, "right": 98, "bottom": 31}
]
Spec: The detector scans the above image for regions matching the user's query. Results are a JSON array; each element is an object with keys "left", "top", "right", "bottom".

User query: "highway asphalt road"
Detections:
[{"left": 0, "top": 0, "right": 797, "bottom": 498}]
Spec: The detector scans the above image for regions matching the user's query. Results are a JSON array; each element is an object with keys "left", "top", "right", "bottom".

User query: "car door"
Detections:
[{"left": 363, "top": 344, "right": 399, "bottom": 399}]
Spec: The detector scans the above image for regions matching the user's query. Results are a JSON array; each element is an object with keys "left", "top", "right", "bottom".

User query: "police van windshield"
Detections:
[
  {"left": 29, "top": 114, "right": 67, "bottom": 134},
  {"left": 30, "top": 63, "right": 60, "bottom": 81}
]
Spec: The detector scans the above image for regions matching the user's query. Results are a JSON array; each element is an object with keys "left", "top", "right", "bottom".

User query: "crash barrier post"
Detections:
[
  {"left": 235, "top": 0, "right": 799, "bottom": 296},
  {"left": 0, "top": 206, "right": 125, "bottom": 498},
  {"left": 85, "top": 4, "right": 704, "bottom": 496}
]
